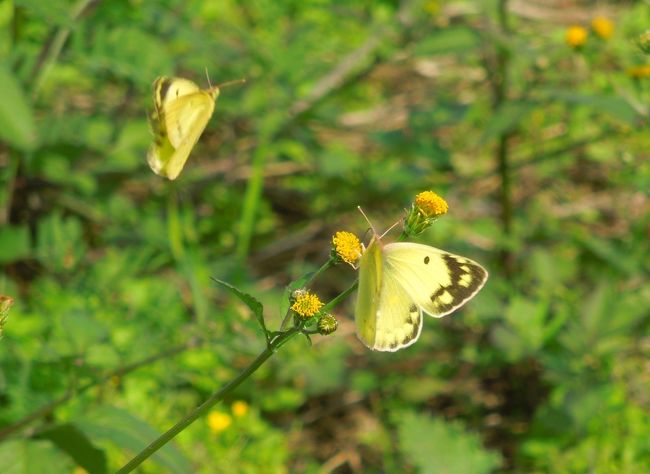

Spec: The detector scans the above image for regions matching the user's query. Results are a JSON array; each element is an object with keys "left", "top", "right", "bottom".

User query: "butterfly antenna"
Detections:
[
  {"left": 204, "top": 67, "right": 213, "bottom": 88},
  {"left": 216, "top": 78, "right": 247, "bottom": 89},
  {"left": 357, "top": 206, "right": 379, "bottom": 237},
  {"left": 380, "top": 219, "right": 402, "bottom": 239}
]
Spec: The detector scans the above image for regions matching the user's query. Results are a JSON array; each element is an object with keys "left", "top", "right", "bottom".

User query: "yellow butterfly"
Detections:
[
  {"left": 355, "top": 228, "right": 488, "bottom": 352},
  {"left": 147, "top": 76, "right": 220, "bottom": 180}
]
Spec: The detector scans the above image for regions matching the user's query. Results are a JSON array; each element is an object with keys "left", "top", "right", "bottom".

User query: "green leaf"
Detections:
[
  {"left": 211, "top": 277, "right": 268, "bottom": 338},
  {"left": 396, "top": 411, "right": 501, "bottom": 474},
  {"left": 481, "top": 100, "right": 536, "bottom": 143},
  {"left": 414, "top": 27, "right": 480, "bottom": 56},
  {"left": 75, "top": 406, "right": 191, "bottom": 474},
  {"left": 35, "top": 423, "right": 107, "bottom": 474},
  {"left": 0, "top": 66, "right": 38, "bottom": 151},
  {"left": 541, "top": 90, "right": 639, "bottom": 125},
  {"left": 0, "top": 439, "right": 71, "bottom": 474},
  {"left": 0, "top": 225, "right": 31, "bottom": 263}
]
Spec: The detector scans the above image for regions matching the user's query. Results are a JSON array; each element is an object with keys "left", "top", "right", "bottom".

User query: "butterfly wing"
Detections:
[
  {"left": 355, "top": 239, "right": 423, "bottom": 352},
  {"left": 383, "top": 242, "right": 488, "bottom": 318},
  {"left": 147, "top": 77, "right": 219, "bottom": 180}
]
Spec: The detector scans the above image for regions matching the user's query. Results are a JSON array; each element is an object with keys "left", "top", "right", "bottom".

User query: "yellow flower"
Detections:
[
  {"left": 332, "top": 231, "right": 362, "bottom": 265},
  {"left": 591, "top": 16, "right": 614, "bottom": 40},
  {"left": 291, "top": 291, "right": 324, "bottom": 319},
  {"left": 73, "top": 468, "right": 88, "bottom": 474},
  {"left": 415, "top": 191, "right": 448, "bottom": 218},
  {"left": 627, "top": 65, "right": 650, "bottom": 78},
  {"left": 566, "top": 25, "right": 588, "bottom": 48},
  {"left": 232, "top": 400, "right": 249, "bottom": 417},
  {"left": 208, "top": 410, "right": 232, "bottom": 433}
]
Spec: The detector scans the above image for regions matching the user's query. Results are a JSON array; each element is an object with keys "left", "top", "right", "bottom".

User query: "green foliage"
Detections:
[
  {"left": 396, "top": 411, "right": 501, "bottom": 474},
  {"left": 1, "top": 0, "right": 650, "bottom": 472}
]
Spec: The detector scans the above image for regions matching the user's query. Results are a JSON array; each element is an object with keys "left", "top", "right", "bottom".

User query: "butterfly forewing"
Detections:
[
  {"left": 147, "top": 76, "right": 220, "bottom": 180},
  {"left": 383, "top": 242, "right": 488, "bottom": 318},
  {"left": 355, "top": 239, "right": 424, "bottom": 352}
]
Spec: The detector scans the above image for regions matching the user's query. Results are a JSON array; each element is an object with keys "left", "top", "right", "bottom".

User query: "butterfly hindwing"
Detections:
[{"left": 383, "top": 242, "right": 488, "bottom": 317}]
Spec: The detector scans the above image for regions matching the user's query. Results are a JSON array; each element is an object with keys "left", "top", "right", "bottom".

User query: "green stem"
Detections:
[
  {"left": 117, "top": 328, "right": 299, "bottom": 473},
  {"left": 236, "top": 147, "right": 266, "bottom": 259},
  {"left": 320, "top": 281, "right": 358, "bottom": 314}
]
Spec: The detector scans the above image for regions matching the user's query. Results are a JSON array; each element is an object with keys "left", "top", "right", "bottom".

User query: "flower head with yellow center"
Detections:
[
  {"left": 566, "top": 25, "right": 588, "bottom": 48},
  {"left": 591, "top": 16, "right": 614, "bottom": 40},
  {"left": 404, "top": 191, "right": 449, "bottom": 236},
  {"left": 332, "top": 231, "right": 362, "bottom": 266},
  {"left": 291, "top": 291, "right": 324, "bottom": 320}
]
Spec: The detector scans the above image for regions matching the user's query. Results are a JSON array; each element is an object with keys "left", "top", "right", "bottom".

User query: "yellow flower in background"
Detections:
[
  {"left": 414, "top": 191, "right": 448, "bottom": 218},
  {"left": 591, "top": 16, "right": 614, "bottom": 40},
  {"left": 208, "top": 410, "right": 232, "bottom": 433},
  {"left": 332, "top": 231, "right": 362, "bottom": 266},
  {"left": 566, "top": 25, "right": 588, "bottom": 48},
  {"left": 627, "top": 65, "right": 650, "bottom": 78},
  {"left": 232, "top": 400, "right": 249, "bottom": 417},
  {"left": 291, "top": 291, "right": 324, "bottom": 319},
  {"left": 73, "top": 468, "right": 88, "bottom": 474}
]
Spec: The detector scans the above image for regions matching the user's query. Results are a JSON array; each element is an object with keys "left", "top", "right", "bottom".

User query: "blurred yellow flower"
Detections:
[
  {"left": 208, "top": 410, "right": 232, "bottom": 433},
  {"left": 232, "top": 400, "right": 249, "bottom": 417},
  {"left": 566, "top": 25, "right": 588, "bottom": 48},
  {"left": 291, "top": 291, "right": 324, "bottom": 319},
  {"left": 591, "top": 16, "right": 614, "bottom": 40},
  {"left": 627, "top": 65, "right": 650, "bottom": 78},
  {"left": 73, "top": 468, "right": 88, "bottom": 474},
  {"left": 332, "top": 231, "right": 362, "bottom": 265}
]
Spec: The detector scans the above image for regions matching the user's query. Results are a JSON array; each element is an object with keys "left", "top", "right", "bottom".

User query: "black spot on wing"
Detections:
[
  {"left": 424, "top": 256, "right": 430, "bottom": 264},
  {"left": 427, "top": 254, "right": 487, "bottom": 313},
  {"left": 158, "top": 78, "right": 172, "bottom": 104}
]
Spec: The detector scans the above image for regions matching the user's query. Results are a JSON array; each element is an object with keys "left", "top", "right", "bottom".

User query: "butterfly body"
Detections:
[
  {"left": 147, "top": 76, "right": 220, "bottom": 180},
  {"left": 355, "top": 238, "right": 488, "bottom": 352}
]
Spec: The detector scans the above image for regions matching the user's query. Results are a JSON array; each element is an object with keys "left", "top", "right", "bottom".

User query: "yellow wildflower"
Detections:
[
  {"left": 415, "top": 191, "right": 448, "bottom": 218},
  {"left": 591, "top": 16, "right": 614, "bottom": 40},
  {"left": 208, "top": 410, "right": 232, "bottom": 433},
  {"left": 627, "top": 65, "right": 650, "bottom": 78},
  {"left": 291, "top": 291, "right": 324, "bottom": 319},
  {"left": 232, "top": 400, "right": 249, "bottom": 417},
  {"left": 73, "top": 468, "right": 88, "bottom": 474},
  {"left": 332, "top": 231, "right": 362, "bottom": 266},
  {"left": 566, "top": 25, "right": 588, "bottom": 48}
]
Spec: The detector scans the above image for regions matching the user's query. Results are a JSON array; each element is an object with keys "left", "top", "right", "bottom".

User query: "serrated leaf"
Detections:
[
  {"left": 211, "top": 277, "right": 267, "bottom": 338},
  {"left": 35, "top": 423, "right": 107, "bottom": 474},
  {"left": 396, "top": 411, "right": 501, "bottom": 474},
  {"left": 0, "top": 66, "right": 37, "bottom": 151},
  {"left": 74, "top": 406, "right": 190, "bottom": 474}
]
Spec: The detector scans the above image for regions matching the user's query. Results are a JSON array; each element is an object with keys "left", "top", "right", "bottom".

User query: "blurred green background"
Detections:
[{"left": 1, "top": 0, "right": 649, "bottom": 472}]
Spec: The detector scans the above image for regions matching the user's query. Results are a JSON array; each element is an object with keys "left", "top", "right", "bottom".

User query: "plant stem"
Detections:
[
  {"left": 117, "top": 328, "right": 299, "bottom": 473},
  {"left": 493, "top": 0, "right": 515, "bottom": 276}
]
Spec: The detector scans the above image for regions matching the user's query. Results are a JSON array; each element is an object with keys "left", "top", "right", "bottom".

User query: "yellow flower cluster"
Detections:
[
  {"left": 208, "top": 400, "right": 250, "bottom": 434},
  {"left": 415, "top": 191, "right": 448, "bottom": 218},
  {"left": 291, "top": 291, "right": 324, "bottom": 319},
  {"left": 332, "top": 231, "right": 362, "bottom": 265}
]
